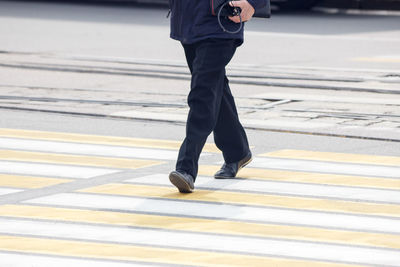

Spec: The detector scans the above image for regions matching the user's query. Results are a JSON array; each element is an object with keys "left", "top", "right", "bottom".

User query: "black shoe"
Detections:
[
  {"left": 214, "top": 152, "right": 252, "bottom": 179},
  {"left": 169, "top": 170, "right": 194, "bottom": 193}
]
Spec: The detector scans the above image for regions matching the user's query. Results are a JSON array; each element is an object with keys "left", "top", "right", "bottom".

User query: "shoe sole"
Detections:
[
  {"left": 214, "top": 157, "right": 253, "bottom": 179},
  {"left": 169, "top": 172, "right": 193, "bottom": 193}
]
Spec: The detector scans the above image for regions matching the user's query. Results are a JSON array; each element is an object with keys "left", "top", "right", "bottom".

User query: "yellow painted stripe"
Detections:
[
  {"left": 198, "top": 165, "right": 400, "bottom": 190},
  {"left": 1, "top": 204, "right": 399, "bottom": 250},
  {"left": 80, "top": 183, "right": 400, "bottom": 218},
  {"left": 0, "top": 235, "right": 362, "bottom": 267},
  {"left": 261, "top": 149, "right": 400, "bottom": 167},
  {"left": 0, "top": 150, "right": 162, "bottom": 169},
  {"left": 0, "top": 128, "right": 220, "bottom": 153},
  {"left": 0, "top": 174, "right": 72, "bottom": 189}
]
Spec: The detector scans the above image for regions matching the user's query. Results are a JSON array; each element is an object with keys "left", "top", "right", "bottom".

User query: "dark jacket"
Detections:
[{"left": 169, "top": 0, "right": 266, "bottom": 45}]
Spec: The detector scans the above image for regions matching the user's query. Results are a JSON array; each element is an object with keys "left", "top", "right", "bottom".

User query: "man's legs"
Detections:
[{"left": 172, "top": 38, "right": 250, "bottom": 191}]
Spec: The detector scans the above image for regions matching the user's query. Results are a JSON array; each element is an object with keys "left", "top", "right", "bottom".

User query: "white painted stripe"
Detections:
[
  {"left": 0, "top": 188, "right": 22, "bottom": 195},
  {"left": 0, "top": 137, "right": 181, "bottom": 160},
  {"left": 128, "top": 174, "right": 400, "bottom": 204},
  {"left": 110, "top": 110, "right": 187, "bottom": 122},
  {"left": 1, "top": 218, "right": 399, "bottom": 266},
  {"left": 250, "top": 158, "right": 400, "bottom": 179},
  {"left": 0, "top": 161, "right": 119, "bottom": 179},
  {"left": 251, "top": 92, "right": 400, "bottom": 105},
  {"left": 27, "top": 193, "right": 400, "bottom": 234},
  {"left": 109, "top": 113, "right": 335, "bottom": 129},
  {"left": 243, "top": 119, "right": 334, "bottom": 129},
  {"left": 0, "top": 252, "right": 155, "bottom": 267}
]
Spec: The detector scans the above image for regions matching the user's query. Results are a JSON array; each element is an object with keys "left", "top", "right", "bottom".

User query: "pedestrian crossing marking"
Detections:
[
  {"left": 0, "top": 161, "right": 119, "bottom": 179},
  {"left": 0, "top": 252, "right": 147, "bottom": 267},
  {"left": 0, "top": 235, "right": 364, "bottom": 267},
  {"left": 261, "top": 149, "right": 400, "bottom": 167},
  {"left": 79, "top": 183, "right": 400, "bottom": 218},
  {"left": 24, "top": 192, "right": 400, "bottom": 235},
  {"left": 0, "top": 174, "right": 72, "bottom": 189},
  {"left": 0, "top": 150, "right": 163, "bottom": 169},
  {"left": 1, "top": 126, "right": 400, "bottom": 266},
  {"left": 0, "top": 128, "right": 220, "bottom": 153},
  {"left": 0, "top": 188, "right": 21, "bottom": 195},
  {"left": 0, "top": 137, "right": 181, "bottom": 161},
  {"left": 198, "top": 165, "right": 400, "bottom": 190},
  {"left": 131, "top": 173, "right": 400, "bottom": 204},
  {"left": 1, "top": 204, "right": 399, "bottom": 250},
  {"left": 353, "top": 57, "right": 400, "bottom": 63}
]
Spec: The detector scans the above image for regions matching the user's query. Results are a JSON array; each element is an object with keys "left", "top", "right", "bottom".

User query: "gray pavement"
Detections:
[
  {"left": 1, "top": 0, "right": 400, "bottom": 142},
  {"left": 1, "top": 0, "right": 400, "bottom": 70},
  {"left": 1, "top": 1, "right": 400, "bottom": 266},
  {"left": 1, "top": 51, "right": 399, "bottom": 141}
]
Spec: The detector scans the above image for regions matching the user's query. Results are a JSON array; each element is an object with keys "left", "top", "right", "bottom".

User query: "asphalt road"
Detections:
[
  {"left": 1, "top": 1, "right": 400, "bottom": 266},
  {"left": 0, "top": 0, "right": 400, "bottom": 70},
  {"left": 0, "top": 0, "right": 399, "bottom": 142}
]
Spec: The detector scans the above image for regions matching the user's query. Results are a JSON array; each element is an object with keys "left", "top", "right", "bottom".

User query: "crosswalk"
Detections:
[{"left": 0, "top": 128, "right": 399, "bottom": 266}]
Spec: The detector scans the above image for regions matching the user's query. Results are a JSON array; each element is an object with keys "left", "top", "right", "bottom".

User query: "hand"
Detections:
[{"left": 228, "top": 0, "right": 255, "bottom": 23}]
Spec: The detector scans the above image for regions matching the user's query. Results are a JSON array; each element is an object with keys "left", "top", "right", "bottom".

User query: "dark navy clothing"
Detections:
[
  {"left": 176, "top": 39, "right": 250, "bottom": 179},
  {"left": 170, "top": 0, "right": 265, "bottom": 179},
  {"left": 169, "top": 0, "right": 266, "bottom": 44}
]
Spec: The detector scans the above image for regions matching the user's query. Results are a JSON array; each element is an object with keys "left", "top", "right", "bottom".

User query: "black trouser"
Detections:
[{"left": 176, "top": 38, "right": 249, "bottom": 180}]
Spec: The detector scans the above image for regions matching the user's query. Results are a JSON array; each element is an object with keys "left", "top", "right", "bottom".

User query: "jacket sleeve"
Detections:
[{"left": 247, "top": 0, "right": 267, "bottom": 10}]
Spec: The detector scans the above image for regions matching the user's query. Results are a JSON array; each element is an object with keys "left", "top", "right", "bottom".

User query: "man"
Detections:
[{"left": 168, "top": 0, "right": 266, "bottom": 193}]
